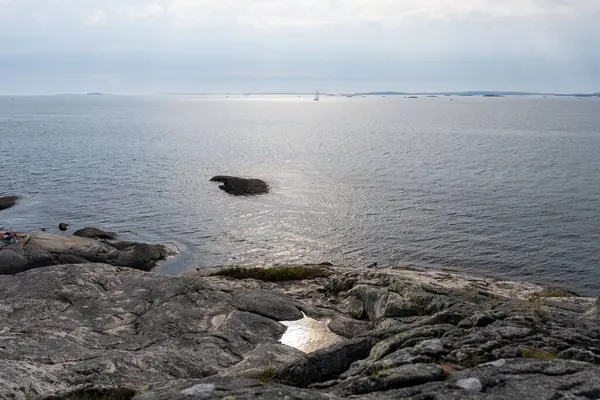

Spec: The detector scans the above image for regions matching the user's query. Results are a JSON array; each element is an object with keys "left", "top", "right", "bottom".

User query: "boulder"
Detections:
[
  {"left": 73, "top": 227, "right": 117, "bottom": 240},
  {"left": 210, "top": 176, "right": 269, "bottom": 196},
  {"left": 0, "top": 196, "right": 18, "bottom": 211},
  {"left": 274, "top": 337, "right": 377, "bottom": 387},
  {"left": 0, "top": 247, "right": 28, "bottom": 275},
  {"left": 111, "top": 241, "right": 170, "bottom": 271}
]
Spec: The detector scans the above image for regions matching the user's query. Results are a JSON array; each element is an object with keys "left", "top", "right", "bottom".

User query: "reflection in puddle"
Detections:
[{"left": 280, "top": 313, "right": 343, "bottom": 353}]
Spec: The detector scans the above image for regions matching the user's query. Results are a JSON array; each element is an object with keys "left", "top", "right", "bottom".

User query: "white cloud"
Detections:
[
  {"left": 118, "top": 4, "right": 164, "bottom": 20},
  {"left": 3, "top": 0, "right": 600, "bottom": 29},
  {"left": 151, "top": 0, "right": 600, "bottom": 27},
  {"left": 86, "top": 9, "right": 107, "bottom": 25},
  {"left": 1, "top": 0, "right": 600, "bottom": 93}
]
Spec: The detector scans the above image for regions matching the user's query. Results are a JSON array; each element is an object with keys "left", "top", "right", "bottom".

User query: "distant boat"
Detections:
[{"left": 314, "top": 91, "right": 320, "bottom": 101}]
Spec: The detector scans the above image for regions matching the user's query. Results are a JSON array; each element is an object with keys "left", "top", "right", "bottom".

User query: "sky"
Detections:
[{"left": 1, "top": 0, "right": 600, "bottom": 94}]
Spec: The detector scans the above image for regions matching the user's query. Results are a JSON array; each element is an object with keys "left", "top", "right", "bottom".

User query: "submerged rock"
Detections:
[
  {"left": 73, "top": 227, "right": 117, "bottom": 240},
  {"left": 210, "top": 176, "right": 269, "bottom": 196},
  {"left": 0, "top": 196, "right": 18, "bottom": 211}
]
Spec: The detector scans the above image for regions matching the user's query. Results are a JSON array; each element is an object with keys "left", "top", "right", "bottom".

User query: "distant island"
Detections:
[
  {"left": 157, "top": 91, "right": 600, "bottom": 98},
  {"left": 55, "top": 92, "right": 111, "bottom": 96},
  {"left": 352, "top": 91, "right": 600, "bottom": 97}
]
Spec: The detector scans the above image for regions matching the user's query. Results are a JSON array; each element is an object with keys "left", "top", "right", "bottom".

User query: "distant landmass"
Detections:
[
  {"left": 162, "top": 91, "right": 600, "bottom": 98},
  {"left": 353, "top": 91, "right": 600, "bottom": 97},
  {"left": 53, "top": 91, "right": 600, "bottom": 98},
  {"left": 56, "top": 93, "right": 111, "bottom": 96}
]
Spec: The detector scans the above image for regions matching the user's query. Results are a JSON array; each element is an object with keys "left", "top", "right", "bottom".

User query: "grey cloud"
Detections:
[{"left": 0, "top": 1, "right": 599, "bottom": 93}]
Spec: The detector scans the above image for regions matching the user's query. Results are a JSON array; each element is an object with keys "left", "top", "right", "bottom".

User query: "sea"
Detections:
[{"left": 1, "top": 95, "right": 599, "bottom": 295}]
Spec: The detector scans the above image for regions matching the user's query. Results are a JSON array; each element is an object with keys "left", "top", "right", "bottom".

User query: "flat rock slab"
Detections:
[
  {"left": 210, "top": 176, "right": 270, "bottom": 196},
  {"left": 133, "top": 377, "right": 337, "bottom": 400},
  {"left": 3, "top": 264, "right": 600, "bottom": 399},
  {"left": 0, "top": 231, "right": 171, "bottom": 275},
  {"left": 0, "top": 196, "right": 18, "bottom": 211},
  {"left": 133, "top": 360, "right": 600, "bottom": 400},
  {"left": 0, "top": 264, "right": 306, "bottom": 399},
  {"left": 234, "top": 290, "right": 304, "bottom": 321}
]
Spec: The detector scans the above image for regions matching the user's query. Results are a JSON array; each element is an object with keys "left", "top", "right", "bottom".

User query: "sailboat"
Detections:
[{"left": 314, "top": 90, "right": 320, "bottom": 101}]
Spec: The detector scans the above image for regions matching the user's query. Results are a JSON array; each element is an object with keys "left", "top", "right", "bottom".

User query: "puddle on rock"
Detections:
[
  {"left": 279, "top": 313, "right": 343, "bottom": 354},
  {"left": 211, "top": 314, "right": 226, "bottom": 328}
]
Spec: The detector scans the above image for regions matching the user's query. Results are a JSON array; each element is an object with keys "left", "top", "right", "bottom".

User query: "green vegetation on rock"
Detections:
[
  {"left": 43, "top": 388, "right": 135, "bottom": 400},
  {"left": 520, "top": 348, "right": 558, "bottom": 360},
  {"left": 212, "top": 265, "right": 331, "bottom": 281},
  {"left": 260, "top": 366, "right": 275, "bottom": 383},
  {"left": 532, "top": 289, "right": 575, "bottom": 298}
]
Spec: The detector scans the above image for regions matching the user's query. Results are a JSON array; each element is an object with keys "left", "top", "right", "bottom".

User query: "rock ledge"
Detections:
[{"left": 0, "top": 264, "right": 598, "bottom": 400}]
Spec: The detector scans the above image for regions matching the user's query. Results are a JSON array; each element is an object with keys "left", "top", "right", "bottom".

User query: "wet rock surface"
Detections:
[
  {"left": 0, "top": 196, "right": 18, "bottom": 211},
  {"left": 210, "top": 175, "right": 270, "bottom": 196},
  {"left": 0, "top": 264, "right": 599, "bottom": 399},
  {"left": 0, "top": 231, "right": 170, "bottom": 275}
]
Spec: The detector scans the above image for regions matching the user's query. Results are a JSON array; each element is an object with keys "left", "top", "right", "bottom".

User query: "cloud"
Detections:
[
  {"left": 3, "top": 0, "right": 600, "bottom": 29},
  {"left": 86, "top": 9, "right": 107, "bottom": 25},
  {"left": 1, "top": 0, "right": 599, "bottom": 93},
  {"left": 99, "top": 0, "right": 600, "bottom": 28},
  {"left": 115, "top": 3, "right": 164, "bottom": 21}
]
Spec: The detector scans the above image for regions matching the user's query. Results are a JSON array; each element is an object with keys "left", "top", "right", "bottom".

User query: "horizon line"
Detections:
[{"left": 1, "top": 90, "right": 599, "bottom": 97}]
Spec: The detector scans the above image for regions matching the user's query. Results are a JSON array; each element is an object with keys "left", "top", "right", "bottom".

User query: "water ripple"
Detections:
[{"left": 1, "top": 96, "right": 599, "bottom": 295}]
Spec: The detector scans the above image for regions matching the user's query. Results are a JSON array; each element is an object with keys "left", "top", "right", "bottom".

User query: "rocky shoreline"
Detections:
[
  {"left": 0, "top": 232, "right": 599, "bottom": 399},
  {"left": 0, "top": 228, "right": 173, "bottom": 275}
]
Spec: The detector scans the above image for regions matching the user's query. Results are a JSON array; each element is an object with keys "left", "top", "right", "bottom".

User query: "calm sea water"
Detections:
[{"left": 1, "top": 95, "right": 599, "bottom": 295}]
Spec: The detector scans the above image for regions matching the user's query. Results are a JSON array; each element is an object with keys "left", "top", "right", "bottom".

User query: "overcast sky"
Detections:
[{"left": 1, "top": 0, "right": 600, "bottom": 94}]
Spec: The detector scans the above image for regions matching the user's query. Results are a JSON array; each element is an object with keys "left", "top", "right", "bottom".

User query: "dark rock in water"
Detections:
[
  {"left": 0, "top": 232, "right": 171, "bottom": 275},
  {"left": 73, "top": 227, "right": 117, "bottom": 240},
  {"left": 0, "top": 196, "right": 18, "bottom": 211},
  {"left": 210, "top": 176, "right": 269, "bottom": 196},
  {"left": 58, "top": 223, "right": 69, "bottom": 231},
  {"left": 110, "top": 241, "right": 170, "bottom": 271}
]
